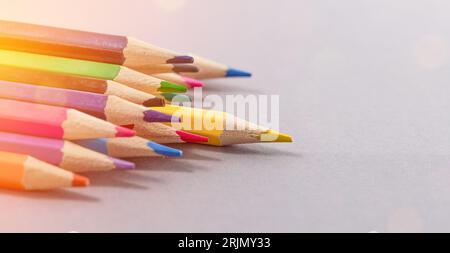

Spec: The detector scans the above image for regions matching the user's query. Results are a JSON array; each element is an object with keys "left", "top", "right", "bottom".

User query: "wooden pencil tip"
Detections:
[{"left": 72, "top": 174, "right": 90, "bottom": 187}]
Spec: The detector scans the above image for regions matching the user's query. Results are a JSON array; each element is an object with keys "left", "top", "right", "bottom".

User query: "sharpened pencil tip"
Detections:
[
  {"left": 72, "top": 174, "right": 90, "bottom": 187},
  {"left": 176, "top": 130, "right": 209, "bottom": 143},
  {"left": 159, "top": 81, "right": 188, "bottom": 93},
  {"left": 147, "top": 141, "right": 183, "bottom": 157},
  {"left": 182, "top": 76, "right": 204, "bottom": 88},
  {"left": 111, "top": 157, "right": 136, "bottom": 170},
  {"left": 226, "top": 68, "right": 252, "bottom": 77},
  {"left": 143, "top": 110, "right": 178, "bottom": 123},
  {"left": 115, "top": 126, "right": 136, "bottom": 137},
  {"left": 173, "top": 64, "right": 199, "bottom": 73},
  {"left": 143, "top": 97, "right": 165, "bottom": 107},
  {"left": 167, "top": 55, "right": 195, "bottom": 64}
]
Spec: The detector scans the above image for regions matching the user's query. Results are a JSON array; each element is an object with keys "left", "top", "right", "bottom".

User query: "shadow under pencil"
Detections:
[
  {"left": 129, "top": 158, "right": 207, "bottom": 173},
  {"left": 84, "top": 170, "right": 153, "bottom": 190},
  {"left": 0, "top": 188, "right": 100, "bottom": 202},
  {"left": 170, "top": 143, "right": 301, "bottom": 157}
]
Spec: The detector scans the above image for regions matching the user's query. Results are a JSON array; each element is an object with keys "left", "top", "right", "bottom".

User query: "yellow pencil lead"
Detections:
[{"left": 259, "top": 130, "right": 293, "bottom": 143}]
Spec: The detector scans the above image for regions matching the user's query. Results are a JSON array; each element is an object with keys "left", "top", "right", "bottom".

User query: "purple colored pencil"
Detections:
[
  {"left": 0, "top": 131, "right": 135, "bottom": 173},
  {"left": 0, "top": 80, "right": 178, "bottom": 125}
]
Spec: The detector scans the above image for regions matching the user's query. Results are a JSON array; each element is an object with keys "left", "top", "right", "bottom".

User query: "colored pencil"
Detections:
[
  {"left": 151, "top": 105, "right": 293, "bottom": 146},
  {"left": 153, "top": 73, "right": 204, "bottom": 88},
  {"left": 0, "top": 131, "right": 135, "bottom": 173},
  {"left": 75, "top": 137, "right": 183, "bottom": 158},
  {"left": 127, "top": 123, "right": 209, "bottom": 144},
  {"left": 0, "top": 80, "right": 176, "bottom": 125},
  {"left": 0, "top": 98, "right": 135, "bottom": 140},
  {"left": 0, "top": 49, "right": 188, "bottom": 95},
  {"left": 0, "top": 20, "right": 193, "bottom": 66},
  {"left": 133, "top": 64, "right": 199, "bottom": 75},
  {"left": 0, "top": 151, "right": 89, "bottom": 191},
  {"left": 184, "top": 54, "right": 252, "bottom": 79},
  {"left": 0, "top": 64, "right": 165, "bottom": 106}
]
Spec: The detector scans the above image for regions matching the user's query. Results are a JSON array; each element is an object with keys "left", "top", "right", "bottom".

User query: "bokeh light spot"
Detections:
[
  {"left": 414, "top": 35, "right": 449, "bottom": 70},
  {"left": 386, "top": 207, "right": 423, "bottom": 233},
  {"left": 153, "top": 0, "right": 187, "bottom": 12}
]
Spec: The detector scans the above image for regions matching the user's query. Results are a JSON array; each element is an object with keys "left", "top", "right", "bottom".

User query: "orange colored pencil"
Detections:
[{"left": 0, "top": 151, "right": 89, "bottom": 190}]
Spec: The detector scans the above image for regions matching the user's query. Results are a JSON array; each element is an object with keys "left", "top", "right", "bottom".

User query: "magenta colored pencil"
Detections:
[{"left": 0, "top": 98, "right": 135, "bottom": 140}]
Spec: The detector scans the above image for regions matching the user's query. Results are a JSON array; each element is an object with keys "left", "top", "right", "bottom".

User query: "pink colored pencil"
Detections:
[
  {"left": 0, "top": 80, "right": 176, "bottom": 125},
  {"left": 0, "top": 98, "right": 135, "bottom": 140}
]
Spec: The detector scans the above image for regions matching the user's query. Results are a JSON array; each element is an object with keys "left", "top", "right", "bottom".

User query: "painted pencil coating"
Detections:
[
  {"left": 0, "top": 20, "right": 192, "bottom": 65},
  {"left": 0, "top": 80, "right": 173, "bottom": 124},
  {"left": 0, "top": 80, "right": 108, "bottom": 119},
  {"left": 0, "top": 98, "right": 65, "bottom": 139},
  {"left": 0, "top": 49, "right": 121, "bottom": 80},
  {"left": 0, "top": 49, "right": 187, "bottom": 95},
  {"left": 0, "top": 20, "right": 126, "bottom": 64},
  {"left": 0, "top": 64, "right": 109, "bottom": 93},
  {"left": 0, "top": 130, "right": 66, "bottom": 165},
  {"left": 0, "top": 98, "right": 134, "bottom": 140}
]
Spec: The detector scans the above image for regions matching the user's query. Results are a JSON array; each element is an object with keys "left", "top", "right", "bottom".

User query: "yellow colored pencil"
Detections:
[{"left": 151, "top": 105, "right": 293, "bottom": 146}]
